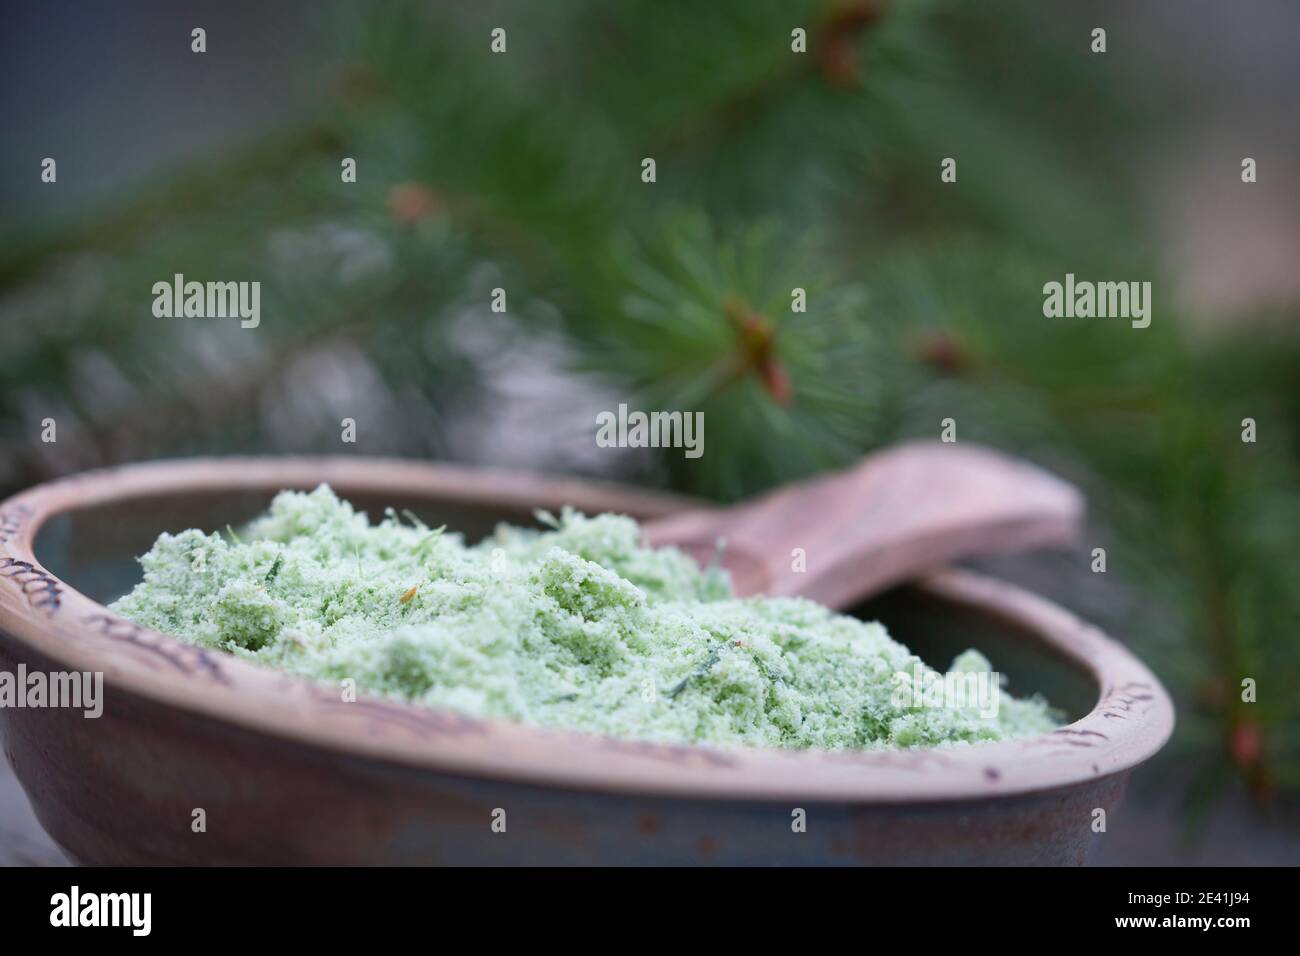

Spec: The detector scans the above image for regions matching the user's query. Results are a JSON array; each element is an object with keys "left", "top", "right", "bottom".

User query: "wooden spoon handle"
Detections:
[{"left": 645, "top": 441, "right": 1083, "bottom": 608}]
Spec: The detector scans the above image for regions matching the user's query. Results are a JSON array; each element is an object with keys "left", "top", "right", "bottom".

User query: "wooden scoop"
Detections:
[{"left": 645, "top": 440, "right": 1083, "bottom": 610}]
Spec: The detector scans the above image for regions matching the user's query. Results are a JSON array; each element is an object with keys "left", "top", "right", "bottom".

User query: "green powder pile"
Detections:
[{"left": 110, "top": 486, "right": 1059, "bottom": 749}]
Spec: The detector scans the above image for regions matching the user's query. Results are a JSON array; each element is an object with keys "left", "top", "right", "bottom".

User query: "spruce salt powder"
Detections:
[{"left": 111, "top": 486, "right": 1059, "bottom": 749}]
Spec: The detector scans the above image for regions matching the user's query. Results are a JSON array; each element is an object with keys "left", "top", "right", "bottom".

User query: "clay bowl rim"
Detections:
[{"left": 0, "top": 456, "right": 1175, "bottom": 804}]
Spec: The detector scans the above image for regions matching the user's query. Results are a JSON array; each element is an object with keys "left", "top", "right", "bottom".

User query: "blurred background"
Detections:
[{"left": 1, "top": 0, "right": 1297, "bottom": 865}]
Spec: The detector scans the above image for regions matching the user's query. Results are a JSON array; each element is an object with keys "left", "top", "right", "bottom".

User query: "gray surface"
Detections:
[{"left": 0, "top": 758, "right": 68, "bottom": 866}]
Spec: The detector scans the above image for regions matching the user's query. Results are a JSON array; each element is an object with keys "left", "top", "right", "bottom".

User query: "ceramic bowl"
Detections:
[{"left": 0, "top": 458, "right": 1174, "bottom": 864}]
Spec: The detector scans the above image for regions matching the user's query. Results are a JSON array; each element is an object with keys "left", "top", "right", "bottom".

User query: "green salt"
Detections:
[{"left": 110, "top": 486, "right": 1059, "bottom": 749}]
